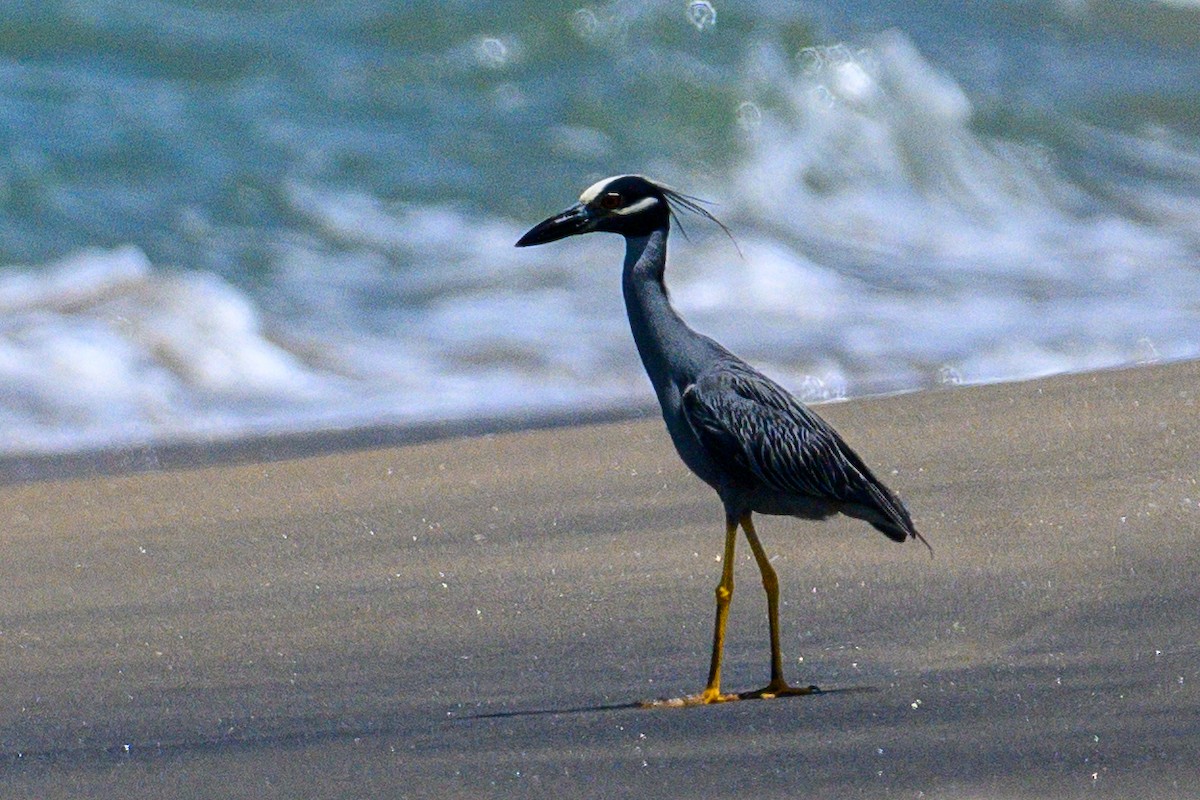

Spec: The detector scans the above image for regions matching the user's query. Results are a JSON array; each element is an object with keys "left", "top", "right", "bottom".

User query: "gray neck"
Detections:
[{"left": 621, "top": 229, "right": 707, "bottom": 399}]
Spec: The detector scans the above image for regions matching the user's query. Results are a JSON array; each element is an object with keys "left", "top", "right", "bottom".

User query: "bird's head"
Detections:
[{"left": 515, "top": 174, "right": 731, "bottom": 247}]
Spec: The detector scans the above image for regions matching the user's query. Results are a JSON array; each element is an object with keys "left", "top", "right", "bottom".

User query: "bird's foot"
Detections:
[
  {"left": 639, "top": 687, "right": 739, "bottom": 708},
  {"left": 737, "top": 680, "right": 820, "bottom": 700},
  {"left": 640, "top": 682, "right": 819, "bottom": 708}
]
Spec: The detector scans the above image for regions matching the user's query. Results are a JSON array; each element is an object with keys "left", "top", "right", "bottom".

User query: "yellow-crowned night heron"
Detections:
[{"left": 516, "top": 174, "right": 929, "bottom": 705}]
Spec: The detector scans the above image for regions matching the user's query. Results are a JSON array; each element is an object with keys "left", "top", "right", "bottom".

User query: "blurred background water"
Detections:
[{"left": 1, "top": 0, "right": 1198, "bottom": 458}]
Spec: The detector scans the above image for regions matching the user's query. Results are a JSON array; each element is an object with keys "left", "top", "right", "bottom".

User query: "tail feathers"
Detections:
[
  {"left": 833, "top": 438, "right": 931, "bottom": 556},
  {"left": 871, "top": 517, "right": 933, "bottom": 556},
  {"left": 850, "top": 484, "right": 934, "bottom": 557},
  {"left": 870, "top": 517, "right": 912, "bottom": 544}
]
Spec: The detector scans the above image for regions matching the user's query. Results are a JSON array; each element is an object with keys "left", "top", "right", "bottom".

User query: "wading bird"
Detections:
[{"left": 516, "top": 175, "right": 928, "bottom": 705}]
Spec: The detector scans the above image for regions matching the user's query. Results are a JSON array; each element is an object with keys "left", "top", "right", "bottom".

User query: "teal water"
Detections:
[{"left": 1, "top": 0, "right": 1198, "bottom": 455}]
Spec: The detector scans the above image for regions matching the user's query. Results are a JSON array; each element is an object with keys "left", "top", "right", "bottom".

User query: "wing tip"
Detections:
[
  {"left": 870, "top": 511, "right": 934, "bottom": 558},
  {"left": 910, "top": 527, "right": 934, "bottom": 558}
]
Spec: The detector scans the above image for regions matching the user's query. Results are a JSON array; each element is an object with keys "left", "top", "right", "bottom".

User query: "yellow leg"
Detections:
[
  {"left": 641, "top": 515, "right": 816, "bottom": 708},
  {"left": 698, "top": 518, "right": 739, "bottom": 703},
  {"left": 740, "top": 514, "right": 818, "bottom": 699},
  {"left": 642, "top": 519, "right": 739, "bottom": 707}
]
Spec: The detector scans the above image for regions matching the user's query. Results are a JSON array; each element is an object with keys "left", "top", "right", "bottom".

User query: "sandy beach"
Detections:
[{"left": 2, "top": 359, "right": 1197, "bottom": 798}]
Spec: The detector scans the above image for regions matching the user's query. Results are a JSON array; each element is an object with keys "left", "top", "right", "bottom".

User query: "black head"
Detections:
[{"left": 515, "top": 174, "right": 730, "bottom": 247}]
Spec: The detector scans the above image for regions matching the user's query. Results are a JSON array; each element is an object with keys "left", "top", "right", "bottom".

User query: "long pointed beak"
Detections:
[{"left": 515, "top": 202, "right": 593, "bottom": 247}]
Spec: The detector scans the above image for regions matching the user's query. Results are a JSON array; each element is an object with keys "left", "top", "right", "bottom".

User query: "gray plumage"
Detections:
[
  {"left": 517, "top": 174, "right": 927, "bottom": 705},
  {"left": 681, "top": 357, "right": 918, "bottom": 542}
]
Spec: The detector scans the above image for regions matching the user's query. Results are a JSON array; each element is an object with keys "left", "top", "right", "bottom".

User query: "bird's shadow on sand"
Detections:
[{"left": 456, "top": 685, "right": 878, "bottom": 721}]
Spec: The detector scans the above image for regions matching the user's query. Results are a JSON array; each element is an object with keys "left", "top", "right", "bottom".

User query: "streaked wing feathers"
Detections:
[{"left": 681, "top": 361, "right": 915, "bottom": 539}]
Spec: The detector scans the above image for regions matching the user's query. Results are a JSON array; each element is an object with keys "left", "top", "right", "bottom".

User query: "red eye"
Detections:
[{"left": 599, "top": 192, "right": 622, "bottom": 210}]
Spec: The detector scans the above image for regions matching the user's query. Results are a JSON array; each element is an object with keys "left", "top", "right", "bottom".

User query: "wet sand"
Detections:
[{"left": 2, "top": 360, "right": 1198, "bottom": 798}]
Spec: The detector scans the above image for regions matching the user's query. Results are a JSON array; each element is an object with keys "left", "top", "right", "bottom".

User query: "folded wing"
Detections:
[{"left": 681, "top": 361, "right": 920, "bottom": 544}]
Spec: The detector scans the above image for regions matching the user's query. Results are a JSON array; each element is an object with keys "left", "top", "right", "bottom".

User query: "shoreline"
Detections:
[
  {"left": 0, "top": 358, "right": 1182, "bottom": 486},
  {"left": 0, "top": 403, "right": 655, "bottom": 486}
]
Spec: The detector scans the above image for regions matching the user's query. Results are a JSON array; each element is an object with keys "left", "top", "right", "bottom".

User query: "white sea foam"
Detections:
[
  {"left": 1, "top": 30, "right": 1197, "bottom": 459},
  {"left": 0, "top": 246, "right": 335, "bottom": 453},
  {"left": 669, "top": 31, "right": 1200, "bottom": 385}
]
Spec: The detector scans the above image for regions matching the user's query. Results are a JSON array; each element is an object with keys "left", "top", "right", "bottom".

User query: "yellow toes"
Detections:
[
  {"left": 641, "top": 683, "right": 818, "bottom": 708},
  {"left": 640, "top": 689, "right": 737, "bottom": 708},
  {"left": 739, "top": 681, "right": 820, "bottom": 700}
]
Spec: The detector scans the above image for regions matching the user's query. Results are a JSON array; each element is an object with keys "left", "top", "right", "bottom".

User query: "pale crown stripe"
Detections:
[{"left": 579, "top": 175, "right": 622, "bottom": 204}]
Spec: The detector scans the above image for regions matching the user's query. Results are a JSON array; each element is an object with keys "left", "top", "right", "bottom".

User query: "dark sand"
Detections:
[{"left": 2, "top": 360, "right": 1197, "bottom": 798}]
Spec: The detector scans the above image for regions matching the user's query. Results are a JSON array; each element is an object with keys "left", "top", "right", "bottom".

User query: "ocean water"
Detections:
[{"left": 2, "top": 0, "right": 1199, "bottom": 458}]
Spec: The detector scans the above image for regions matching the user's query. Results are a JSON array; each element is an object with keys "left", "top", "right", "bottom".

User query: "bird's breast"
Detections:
[{"left": 659, "top": 399, "right": 724, "bottom": 491}]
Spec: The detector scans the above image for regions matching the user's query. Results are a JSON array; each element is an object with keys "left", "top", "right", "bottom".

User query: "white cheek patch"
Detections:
[{"left": 611, "top": 196, "right": 660, "bottom": 215}]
